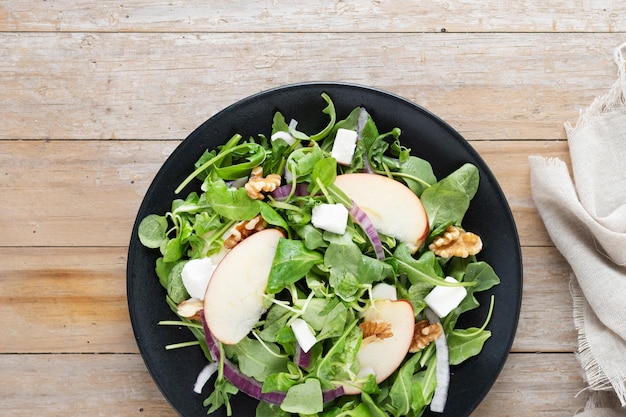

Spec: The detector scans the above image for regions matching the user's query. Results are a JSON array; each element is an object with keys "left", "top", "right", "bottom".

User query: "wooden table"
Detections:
[{"left": 3, "top": 1, "right": 624, "bottom": 415}]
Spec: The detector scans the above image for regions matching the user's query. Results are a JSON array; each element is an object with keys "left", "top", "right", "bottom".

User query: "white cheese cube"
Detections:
[
  {"left": 371, "top": 283, "right": 398, "bottom": 300},
  {"left": 424, "top": 276, "right": 468, "bottom": 318},
  {"left": 331, "top": 128, "right": 358, "bottom": 165},
  {"left": 311, "top": 203, "right": 349, "bottom": 235},
  {"left": 181, "top": 257, "right": 219, "bottom": 300},
  {"left": 290, "top": 318, "right": 317, "bottom": 353}
]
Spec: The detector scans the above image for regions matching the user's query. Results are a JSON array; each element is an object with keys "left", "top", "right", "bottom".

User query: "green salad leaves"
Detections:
[{"left": 138, "top": 94, "right": 500, "bottom": 417}]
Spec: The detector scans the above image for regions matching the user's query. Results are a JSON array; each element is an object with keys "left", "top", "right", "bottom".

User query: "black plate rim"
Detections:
[{"left": 127, "top": 81, "right": 523, "bottom": 417}]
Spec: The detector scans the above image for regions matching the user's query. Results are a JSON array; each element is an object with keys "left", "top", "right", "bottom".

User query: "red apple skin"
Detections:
[
  {"left": 203, "top": 228, "right": 284, "bottom": 345},
  {"left": 341, "top": 299, "right": 415, "bottom": 395},
  {"left": 334, "top": 173, "right": 429, "bottom": 252}
]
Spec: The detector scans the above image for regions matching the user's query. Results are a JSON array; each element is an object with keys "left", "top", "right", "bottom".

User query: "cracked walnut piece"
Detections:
[
  {"left": 360, "top": 320, "right": 394, "bottom": 345},
  {"left": 223, "top": 215, "right": 267, "bottom": 249},
  {"left": 428, "top": 225, "right": 483, "bottom": 258},
  {"left": 409, "top": 320, "right": 443, "bottom": 353},
  {"left": 244, "top": 166, "right": 281, "bottom": 200}
]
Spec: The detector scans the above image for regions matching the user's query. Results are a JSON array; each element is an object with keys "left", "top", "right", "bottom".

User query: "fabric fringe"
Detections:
[
  {"left": 528, "top": 155, "right": 567, "bottom": 170},
  {"left": 571, "top": 278, "right": 626, "bottom": 407},
  {"left": 565, "top": 42, "right": 626, "bottom": 134}
]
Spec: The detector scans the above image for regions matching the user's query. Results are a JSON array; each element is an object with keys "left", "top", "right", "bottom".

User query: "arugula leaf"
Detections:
[
  {"left": 447, "top": 327, "right": 492, "bottom": 365},
  {"left": 388, "top": 353, "right": 422, "bottom": 415},
  {"left": 289, "top": 93, "right": 337, "bottom": 143},
  {"left": 203, "top": 377, "right": 238, "bottom": 415},
  {"left": 394, "top": 243, "right": 472, "bottom": 288}
]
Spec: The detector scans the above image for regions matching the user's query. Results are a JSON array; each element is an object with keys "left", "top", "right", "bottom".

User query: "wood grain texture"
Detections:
[
  {"left": 0, "top": 32, "right": 621, "bottom": 141},
  {"left": 2, "top": 1, "right": 612, "bottom": 414},
  {"left": 0, "top": 140, "right": 566, "bottom": 247},
  {"left": 0, "top": 0, "right": 625, "bottom": 33},
  {"left": 0, "top": 352, "right": 586, "bottom": 416},
  {"left": 0, "top": 245, "right": 574, "bottom": 354}
]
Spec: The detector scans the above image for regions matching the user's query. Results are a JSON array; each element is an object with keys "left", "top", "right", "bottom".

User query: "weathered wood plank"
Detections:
[
  {"left": 0, "top": 32, "right": 620, "bottom": 140},
  {"left": 0, "top": 352, "right": 586, "bottom": 416},
  {"left": 0, "top": 247, "right": 136, "bottom": 353},
  {"left": 0, "top": 140, "right": 565, "bottom": 247},
  {"left": 473, "top": 352, "right": 587, "bottom": 416},
  {"left": 0, "top": 353, "right": 171, "bottom": 416},
  {"left": 0, "top": 243, "right": 576, "bottom": 354},
  {"left": 0, "top": 0, "right": 625, "bottom": 33}
]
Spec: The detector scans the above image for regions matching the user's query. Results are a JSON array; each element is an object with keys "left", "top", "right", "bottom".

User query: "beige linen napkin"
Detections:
[{"left": 529, "top": 43, "right": 626, "bottom": 415}]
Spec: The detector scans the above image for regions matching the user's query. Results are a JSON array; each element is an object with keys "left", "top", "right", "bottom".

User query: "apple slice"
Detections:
[
  {"left": 334, "top": 173, "right": 428, "bottom": 253},
  {"left": 203, "top": 228, "right": 284, "bottom": 345},
  {"left": 342, "top": 299, "right": 415, "bottom": 395}
]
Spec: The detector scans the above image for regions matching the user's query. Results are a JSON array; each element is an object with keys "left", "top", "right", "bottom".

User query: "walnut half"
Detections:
[
  {"left": 409, "top": 320, "right": 442, "bottom": 353},
  {"left": 244, "top": 166, "right": 281, "bottom": 200},
  {"left": 359, "top": 320, "right": 393, "bottom": 347},
  {"left": 428, "top": 225, "right": 482, "bottom": 258},
  {"left": 223, "top": 215, "right": 267, "bottom": 249}
]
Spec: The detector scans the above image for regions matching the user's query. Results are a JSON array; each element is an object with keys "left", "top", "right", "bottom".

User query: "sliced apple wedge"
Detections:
[
  {"left": 334, "top": 173, "right": 428, "bottom": 253},
  {"left": 203, "top": 228, "right": 284, "bottom": 345},
  {"left": 342, "top": 299, "right": 415, "bottom": 395}
]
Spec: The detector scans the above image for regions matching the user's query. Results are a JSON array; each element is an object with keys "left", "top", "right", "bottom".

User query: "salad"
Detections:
[{"left": 137, "top": 93, "right": 500, "bottom": 417}]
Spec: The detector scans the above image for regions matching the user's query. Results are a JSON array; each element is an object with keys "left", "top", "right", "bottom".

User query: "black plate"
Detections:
[{"left": 127, "top": 82, "right": 522, "bottom": 417}]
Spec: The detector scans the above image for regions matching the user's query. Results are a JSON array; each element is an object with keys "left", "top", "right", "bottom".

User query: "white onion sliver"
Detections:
[
  {"left": 425, "top": 308, "right": 450, "bottom": 413},
  {"left": 193, "top": 362, "right": 218, "bottom": 394}
]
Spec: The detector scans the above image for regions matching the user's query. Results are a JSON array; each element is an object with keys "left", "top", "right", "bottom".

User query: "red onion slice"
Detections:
[
  {"left": 294, "top": 343, "right": 312, "bottom": 369},
  {"left": 201, "top": 313, "right": 343, "bottom": 405},
  {"left": 348, "top": 201, "right": 385, "bottom": 260},
  {"left": 270, "top": 183, "right": 309, "bottom": 201}
]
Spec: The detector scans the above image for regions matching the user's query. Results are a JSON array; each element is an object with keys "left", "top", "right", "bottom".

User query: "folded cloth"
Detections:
[{"left": 529, "top": 43, "right": 626, "bottom": 415}]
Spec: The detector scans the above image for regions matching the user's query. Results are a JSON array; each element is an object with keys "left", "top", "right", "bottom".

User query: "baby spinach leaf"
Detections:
[
  {"left": 280, "top": 378, "right": 324, "bottom": 414},
  {"left": 166, "top": 260, "right": 189, "bottom": 303},
  {"left": 267, "top": 239, "right": 323, "bottom": 294},
  {"left": 398, "top": 156, "right": 437, "bottom": 197},
  {"left": 394, "top": 244, "right": 455, "bottom": 288},
  {"left": 138, "top": 214, "right": 168, "bottom": 249},
  {"left": 293, "top": 224, "right": 328, "bottom": 250},
  {"left": 259, "top": 202, "right": 290, "bottom": 232},
  {"left": 224, "top": 337, "right": 288, "bottom": 382},
  {"left": 161, "top": 236, "right": 184, "bottom": 263},
  {"left": 310, "top": 156, "right": 338, "bottom": 195},
  {"left": 261, "top": 371, "right": 299, "bottom": 393},
  {"left": 255, "top": 401, "right": 290, "bottom": 417},
  {"left": 420, "top": 163, "right": 479, "bottom": 230},
  {"left": 205, "top": 179, "right": 261, "bottom": 221},
  {"left": 259, "top": 304, "right": 292, "bottom": 343},
  {"left": 155, "top": 257, "right": 175, "bottom": 289}
]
